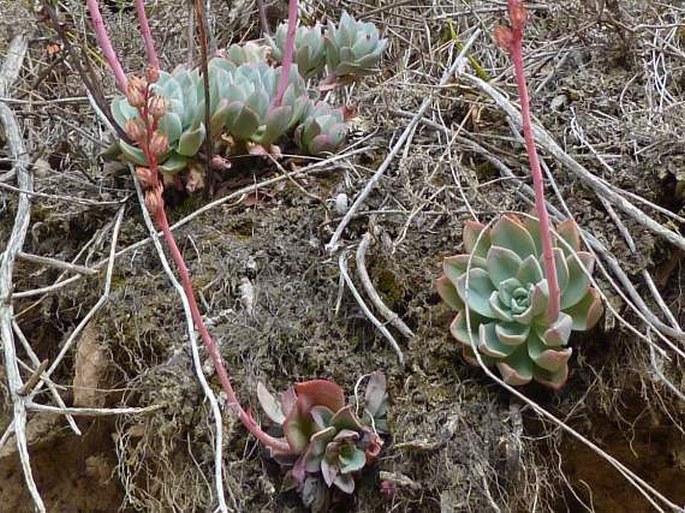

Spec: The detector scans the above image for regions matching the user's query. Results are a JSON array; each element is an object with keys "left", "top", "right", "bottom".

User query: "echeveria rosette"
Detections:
[
  {"left": 294, "top": 101, "right": 348, "bottom": 156},
  {"left": 220, "top": 62, "right": 310, "bottom": 148},
  {"left": 325, "top": 11, "right": 388, "bottom": 79},
  {"left": 435, "top": 215, "right": 603, "bottom": 390},
  {"left": 269, "top": 23, "right": 327, "bottom": 79},
  {"left": 257, "top": 373, "right": 386, "bottom": 501},
  {"left": 111, "top": 66, "right": 207, "bottom": 175}
]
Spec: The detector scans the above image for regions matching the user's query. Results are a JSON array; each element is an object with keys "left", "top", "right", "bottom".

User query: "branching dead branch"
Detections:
[{"left": 0, "top": 32, "right": 45, "bottom": 513}]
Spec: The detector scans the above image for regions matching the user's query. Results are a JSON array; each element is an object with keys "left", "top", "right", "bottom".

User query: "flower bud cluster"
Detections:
[{"left": 126, "top": 76, "right": 148, "bottom": 108}]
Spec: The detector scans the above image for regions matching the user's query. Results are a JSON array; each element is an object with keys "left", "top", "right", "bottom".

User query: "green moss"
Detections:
[{"left": 374, "top": 266, "right": 405, "bottom": 308}]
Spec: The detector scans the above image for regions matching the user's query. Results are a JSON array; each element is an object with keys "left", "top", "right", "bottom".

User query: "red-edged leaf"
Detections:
[{"left": 295, "top": 380, "right": 345, "bottom": 412}]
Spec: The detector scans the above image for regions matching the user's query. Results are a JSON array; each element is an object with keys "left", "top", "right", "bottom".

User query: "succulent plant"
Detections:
[
  {"left": 435, "top": 215, "right": 603, "bottom": 389},
  {"left": 294, "top": 101, "right": 348, "bottom": 155},
  {"left": 111, "top": 66, "right": 207, "bottom": 174},
  {"left": 257, "top": 373, "right": 387, "bottom": 509},
  {"left": 269, "top": 23, "right": 327, "bottom": 78},
  {"left": 220, "top": 61, "right": 310, "bottom": 147},
  {"left": 325, "top": 11, "right": 387, "bottom": 79},
  {"left": 225, "top": 42, "right": 269, "bottom": 65}
]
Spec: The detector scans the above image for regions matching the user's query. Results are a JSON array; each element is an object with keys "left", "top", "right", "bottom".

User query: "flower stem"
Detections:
[
  {"left": 137, "top": 84, "right": 292, "bottom": 456},
  {"left": 86, "top": 0, "right": 128, "bottom": 91},
  {"left": 272, "top": 0, "right": 298, "bottom": 108},
  {"left": 134, "top": 0, "right": 159, "bottom": 70},
  {"left": 503, "top": 0, "right": 560, "bottom": 323},
  {"left": 154, "top": 207, "right": 292, "bottom": 455}
]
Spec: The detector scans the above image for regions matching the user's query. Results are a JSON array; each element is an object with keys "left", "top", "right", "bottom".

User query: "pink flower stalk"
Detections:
[
  {"left": 86, "top": 0, "right": 128, "bottom": 91},
  {"left": 87, "top": 0, "right": 295, "bottom": 456},
  {"left": 495, "top": 0, "right": 561, "bottom": 323},
  {"left": 272, "top": 0, "right": 299, "bottom": 108},
  {"left": 130, "top": 77, "right": 292, "bottom": 456},
  {"left": 135, "top": 0, "right": 160, "bottom": 70}
]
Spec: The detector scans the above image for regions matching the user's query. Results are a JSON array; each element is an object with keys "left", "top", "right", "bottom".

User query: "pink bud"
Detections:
[
  {"left": 144, "top": 186, "right": 164, "bottom": 215},
  {"left": 186, "top": 166, "right": 205, "bottom": 193},
  {"left": 380, "top": 481, "right": 396, "bottom": 497},
  {"left": 148, "top": 96, "right": 167, "bottom": 119},
  {"left": 493, "top": 26, "right": 514, "bottom": 50},
  {"left": 510, "top": 3, "right": 527, "bottom": 30},
  {"left": 135, "top": 166, "right": 156, "bottom": 188},
  {"left": 145, "top": 66, "right": 160, "bottom": 84},
  {"left": 129, "top": 75, "right": 147, "bottom": 92},
  {"left": 126, "top": 88, "right": 145, "bottom": 109},
  {"left": 210, "top": 155, "right": 232, "bottom": 170},
  {"left": 149, "top": 132, "right": 169, "bottom": 157},
  {"left": 125, "top": 118, "right": 146, "bottom": 142}
]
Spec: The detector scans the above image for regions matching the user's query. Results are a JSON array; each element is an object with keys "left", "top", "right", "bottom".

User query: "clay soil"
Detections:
[{"left": 1, "top": 1, "right": 684, "bottom": 512}]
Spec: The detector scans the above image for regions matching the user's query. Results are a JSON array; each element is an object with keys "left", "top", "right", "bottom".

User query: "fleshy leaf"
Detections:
[
  {"left": 158, "top": 112, "right": 183, "bottom": 143},
  {"left": 339, "top": 447, "right": 366, "bottom": 473},
  {"left": 295, "top": 380, "right": 345, "bottom": 413},
  {"left": 283, "top": 403, "right": 315, "bottom": 453},
  {"left": 479, "top": 323, "right": 518, "bottom": 358},
  {"left": 522, "top": 216, "right": 542, "bottom": 255},
  {"left": 119, "top": 140, "right": 148, "bottom": 166},
  {"left": 489, "top": 292, "right": 514, "bottom": 322},
  {"left": 257, "top": 382, "right": 285, "bottom": 425},
  {"left": 528, "top": 279, "right": 549, "bottom": 319},
  {"left": 159, "top": 153, "right": 188, "bottom": 174},
  {"left": 550, "top": 248, "right": 569, "bottom": 291},
  {"left": 527, "top": 332, "right": 572, "bottom": 372},
  {"left": 537, "top": 312, "right": 573, "bottom": 347},
  {"left": 534, "top": 363, "right": 570, "bottom": 390},
  {"left": 496, "top": 345, "right": 533, "bottom": 386},
  {"left": 334, "top": 473, "right": 356, "bottom": 494},
  {"left": 177, "top": 123, "right": 206, "bottom": 156},
  {"left": 486, "top": 246, "right": 523, "bottom": 287},
  {"left": 463, "top": 220, "right": 491, "bottom": 257},
  {"left": 436, "top": 275, "right": 463, "bottom": 311},
  {"left": 456, "top": 268, "right": 496, "bottom": 318},
  {"left": 556, "top": 219, "right": 582, "bottom": 255},
  {"left": 561, "top": 252, "right": 595, "bottom": 309},
  {"left": 443, "top": 255, "right": 486, "bottom": 284},
  {"left": 310, "top": 406, "right": 335, "bottom": 430},
  {"left": 490, "top": 214, "right": 538, "bottom": 260},
  {"left": 565, "top": 288, "right": 603, "bottom": 331},
  {"left": 320, "top": 456, "right": 338, "bottom": 487},
  {"left": 495, "top": 322, "right": 530, "bottom": 345},
  {"left": 516, "top": 255, "right": 543, "bottom": 286},
  {"left": 450, "top": 310, "right": 479, "bottom": 346},
  {"left": 330, "top": 405, "right": 363, "bottom": 432}
]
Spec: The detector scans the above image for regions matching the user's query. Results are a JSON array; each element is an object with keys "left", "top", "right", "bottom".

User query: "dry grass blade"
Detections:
[{"left": 325, "top": 28, "right": 482, "bottom": 253}]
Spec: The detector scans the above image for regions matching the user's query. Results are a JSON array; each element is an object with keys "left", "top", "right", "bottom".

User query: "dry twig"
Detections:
[
  {"left": 355, "top": 232, "right": 414, "bottom": 339},
  {"left": 339, "top": 252, "right": 405, "bottom": 366},
  {"left": 325, "top": 29, "right": 482, "bottom": 252},
  {"left": 0, "top": 33, "right": 45, "bottom": 513}
]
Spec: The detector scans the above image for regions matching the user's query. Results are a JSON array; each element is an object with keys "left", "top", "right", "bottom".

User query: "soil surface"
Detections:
[{"left": 1, "top": 1, "right": 684, "bottom": 512}]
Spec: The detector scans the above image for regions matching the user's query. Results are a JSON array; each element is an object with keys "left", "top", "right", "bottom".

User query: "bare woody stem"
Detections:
[
  {"left": 272, "top": 0, "right": 298, "bottom": 108},
  {"left": 86, "top": 0, "right": 128, "bottom": 91},
  {"left": 194, "top": 0, "right": 214, "bottom": 197},
  {"left": 135, "top": 0, "right": 160, "bottom": 69},
  {"left": 501, "top": 0, "right": 560, "bottom": 323}
]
